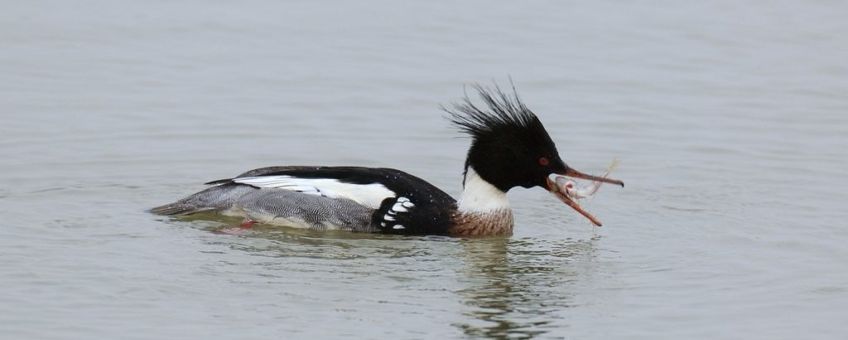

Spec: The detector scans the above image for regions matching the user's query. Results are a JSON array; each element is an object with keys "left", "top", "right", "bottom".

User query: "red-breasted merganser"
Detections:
[{"left": 151, "top": 84, "right": 624, "bottom": 236}]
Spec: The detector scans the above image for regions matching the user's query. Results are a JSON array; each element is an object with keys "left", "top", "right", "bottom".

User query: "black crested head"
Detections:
[{"left": 443, "top": 83, "right": 568, "bottom": 192}]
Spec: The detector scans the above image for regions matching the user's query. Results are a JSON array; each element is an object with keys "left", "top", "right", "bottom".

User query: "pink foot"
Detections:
[{"left": 214, "top": 219, "right": 257, "bottom": 235}]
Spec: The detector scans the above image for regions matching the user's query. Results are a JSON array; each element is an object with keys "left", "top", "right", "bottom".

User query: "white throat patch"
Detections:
[{"left": 458, "top": 167, "right": 510, "bottom": 213}]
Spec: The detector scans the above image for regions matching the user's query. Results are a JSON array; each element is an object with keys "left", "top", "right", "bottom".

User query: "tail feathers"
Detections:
[
  {"left": 150, "top": 183, "right": 257, "bottom": 216},
  {"left": 149, "top": 202, "right": 210, "bottom": 216}
]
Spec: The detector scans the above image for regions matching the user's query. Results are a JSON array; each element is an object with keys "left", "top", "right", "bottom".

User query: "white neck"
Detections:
[{"left": 458, "top": 167, "right": 510, "bottom": 213}]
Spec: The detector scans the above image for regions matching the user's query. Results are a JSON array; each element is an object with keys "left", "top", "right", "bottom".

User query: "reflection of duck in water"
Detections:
[
  {"left": 456, "top": 238, "right": 598, "bottom": 338},
  {"left": 152, "top": 84, "right": 623, "bottom": 236}
]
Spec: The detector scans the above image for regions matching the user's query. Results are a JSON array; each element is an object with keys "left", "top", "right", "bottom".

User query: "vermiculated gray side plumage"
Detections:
[{"left": 234, "top": 190, "right": 376, "bottom": 231}]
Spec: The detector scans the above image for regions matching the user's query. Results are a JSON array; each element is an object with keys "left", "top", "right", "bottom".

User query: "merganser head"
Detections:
[{"left": 444, "top": 83, "right": 624, "bottom": 225}]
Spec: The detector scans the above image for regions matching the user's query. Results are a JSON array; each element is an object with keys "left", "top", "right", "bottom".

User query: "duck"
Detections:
[{"left": 151, "top": 84, "right": 624, "bottom": 236}]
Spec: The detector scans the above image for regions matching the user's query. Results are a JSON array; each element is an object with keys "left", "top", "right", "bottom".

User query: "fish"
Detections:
[
  {"left": 556, "top": 159, "right": 619, "bottom": 200},
  {"left": 546, "top": 159, "right": 619, "bottom": 227}
]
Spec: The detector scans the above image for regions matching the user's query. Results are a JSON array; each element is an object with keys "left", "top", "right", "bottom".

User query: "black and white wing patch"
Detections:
[
  {"left": 374, "top": 196, "right": 417, "bottom": 233},
  {"left": 204, "top": 166, "right": 456, "bottom": 235},
  {"left": 231, "top": 176, "right": 395, "bottom": 209}
]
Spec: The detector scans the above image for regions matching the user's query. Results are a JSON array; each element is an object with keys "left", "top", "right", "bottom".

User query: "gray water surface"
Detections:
[{"left": 2, "top": 1, "right": 848, "bottom": 339}]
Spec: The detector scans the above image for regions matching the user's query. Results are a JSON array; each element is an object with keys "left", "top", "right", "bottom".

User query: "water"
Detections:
[{"left": 2, "top": 1, "right": 848, "bottom": 339}]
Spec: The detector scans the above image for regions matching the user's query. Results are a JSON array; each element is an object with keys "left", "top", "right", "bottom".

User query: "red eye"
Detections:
[{"left": 538, "top": 157, "right": 549, "bottom": 166}]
